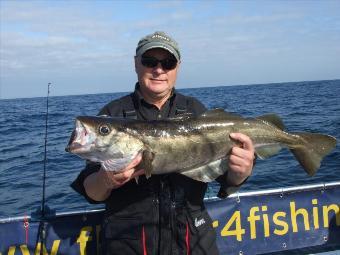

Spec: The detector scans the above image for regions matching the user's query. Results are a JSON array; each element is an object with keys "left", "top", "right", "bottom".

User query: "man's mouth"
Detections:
[{"left": 150, "top": 78, "right": 166, "bottom": 82}]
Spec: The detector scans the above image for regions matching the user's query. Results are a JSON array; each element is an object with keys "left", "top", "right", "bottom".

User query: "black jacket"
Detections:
[{"left": 71, "top": 87, "right": 220, "bottom": 255}]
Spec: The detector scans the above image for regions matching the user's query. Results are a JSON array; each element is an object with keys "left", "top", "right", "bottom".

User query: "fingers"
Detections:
[
  {"left": 126, "top": 153, "right": 143, "bottom": 169},
  {"left": 229, "top": 149, "right": 254, "bottom": 172},
  {"left": 112, "top": 168, "right": 135, "bottom": 182},
  {"left": 227, "top": 133, "right": 255, "bottom": 185},
  {"left": 131, "top": 169, "right": 145, "bottom": 179},
  {"left": 230, "top": 133, "right": 254, "bottom": 151},
  {"left": 229, "top": 133, "right": 255, "bottom": 165},
  {"left": 230, "top": 146, "right": 255, "bottom": 163},
  {"left": 99, "top": 154, "right": 144, "bottom": 189},
  {"left": 101, "top": 168, "right": 132, "bottom": 189}
]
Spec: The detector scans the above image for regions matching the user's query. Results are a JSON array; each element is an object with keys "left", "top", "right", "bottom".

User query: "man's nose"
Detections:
[{"left": 152, "top": 63, "right": 165, "bottom": 73}]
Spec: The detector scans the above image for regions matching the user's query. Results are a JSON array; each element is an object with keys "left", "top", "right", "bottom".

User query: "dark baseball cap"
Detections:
[{"left": 136, "top": 31, "right": 181, "bottom": 61}]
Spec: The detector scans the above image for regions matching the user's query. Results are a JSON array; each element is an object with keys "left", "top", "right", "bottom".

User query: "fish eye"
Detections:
[{"left": 98, "top": 124, "right": 111, "bottom": 135}]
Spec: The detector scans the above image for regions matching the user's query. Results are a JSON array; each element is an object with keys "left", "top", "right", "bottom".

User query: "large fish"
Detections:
[{"left": 66, "top": 109, "right": 336, "bottom": 182}]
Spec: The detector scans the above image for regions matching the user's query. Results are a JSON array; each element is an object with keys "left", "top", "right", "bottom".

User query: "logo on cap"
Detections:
[{"left": 152, "top": 33, "right": 170, "bottom": 42}]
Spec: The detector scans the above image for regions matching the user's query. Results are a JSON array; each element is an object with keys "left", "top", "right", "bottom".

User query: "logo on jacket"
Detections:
[{"left": 194, "top": 217, "right": 206, "bottom": 227}]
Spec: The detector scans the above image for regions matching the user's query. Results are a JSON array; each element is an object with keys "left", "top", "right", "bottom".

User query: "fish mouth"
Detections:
[
  {"left": 65, "top": 141, "right": 92, "bottom": 153},
  {"left": 65, "top": 120, "right": 94, "bottom": 153}
]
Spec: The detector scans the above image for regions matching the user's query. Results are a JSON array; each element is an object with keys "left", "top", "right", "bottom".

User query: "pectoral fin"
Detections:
[{"left": 139, "top": 150, "right": 155, "bottom": 178}]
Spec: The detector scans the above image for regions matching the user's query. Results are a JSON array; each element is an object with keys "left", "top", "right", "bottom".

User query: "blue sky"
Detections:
[{"left": 1, "top": 0, "right": 339, "bottom": 99}]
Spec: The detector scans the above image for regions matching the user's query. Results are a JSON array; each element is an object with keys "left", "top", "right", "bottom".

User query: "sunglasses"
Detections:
[{"left": 141, "top": 56, "right": 177, "bottom": 70}]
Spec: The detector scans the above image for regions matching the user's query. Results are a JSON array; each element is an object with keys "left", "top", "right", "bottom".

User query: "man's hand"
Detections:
[
  {"left": 99, "top": 154, "right": 145, "bottom": 190},
  {"left": 84, "top": 154, "right": 144, "bottom": 201},
  {"left": 227, "top": 133, "right": 255, "bottom": 186}
]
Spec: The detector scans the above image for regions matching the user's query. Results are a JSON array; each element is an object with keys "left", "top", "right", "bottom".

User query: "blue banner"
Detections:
[
  {"left": 207, "top": 184, "right": 340, "bottom": 254},
  {"left": 1, "top": 184, "right": 339, "bottom": 255},
  {"left": 0, "top": 212, "right": 103, "bottom": 255}
]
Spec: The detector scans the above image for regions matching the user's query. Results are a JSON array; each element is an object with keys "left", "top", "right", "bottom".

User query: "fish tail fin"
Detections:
[{"left": 290, "top": 132, "right": 336, "bottom": 176}]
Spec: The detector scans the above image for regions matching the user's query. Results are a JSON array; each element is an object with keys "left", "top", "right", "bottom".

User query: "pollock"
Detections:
[{"left": 66, "top": 109, "right": 336, "bottom": 182}]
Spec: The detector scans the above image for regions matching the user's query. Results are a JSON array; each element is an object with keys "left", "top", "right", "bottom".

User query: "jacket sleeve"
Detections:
[
  {"left": 70, "top": 161, "right": 103, "bottom": 204},
  {"left": 215, "top": 155, "right": 256, "bottom": 199},
  {"left": 215, "top": 174, "right": 249, "bottom": 199}
]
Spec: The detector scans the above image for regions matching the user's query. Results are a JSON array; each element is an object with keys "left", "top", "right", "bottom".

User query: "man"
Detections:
[{"left": 71, "top": 31, "right": 255, "bottom": 255}]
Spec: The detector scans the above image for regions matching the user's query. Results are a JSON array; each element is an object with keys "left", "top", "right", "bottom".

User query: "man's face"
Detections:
[{"left": 135, "top": 48, "right": 180, "bottom": 99}]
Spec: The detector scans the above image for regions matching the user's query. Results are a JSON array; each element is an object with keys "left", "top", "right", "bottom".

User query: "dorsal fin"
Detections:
[
  {"left": 199, "top": 109, "right": 243, "bottom": 120},
  {"left": 256, "top": 114, "right": 285, "bottom": 130}
]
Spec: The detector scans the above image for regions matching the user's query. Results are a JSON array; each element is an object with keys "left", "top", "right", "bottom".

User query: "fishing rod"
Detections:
[
  {"left": 41, "top": 82, "right": 51, "bottom": 218},
  {"left": 36, "top": 82, "right": 51, "bottom": 255}
]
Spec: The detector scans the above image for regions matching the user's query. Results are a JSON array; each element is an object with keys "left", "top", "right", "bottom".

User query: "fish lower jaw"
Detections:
[{"left": 67, "top": 142, "right": 93, "bottom": 154}]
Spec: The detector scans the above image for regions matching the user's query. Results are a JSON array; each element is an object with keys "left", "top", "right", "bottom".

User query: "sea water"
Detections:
[{"left": 0, "top": 80, "right": 339, "bottom": 218}]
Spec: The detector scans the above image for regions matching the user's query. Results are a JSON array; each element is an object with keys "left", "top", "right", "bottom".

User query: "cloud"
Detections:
[
  {"left": 1, "top": 0, "right": 339, "bottom": 99},
  {"left": 0, "top": 1, "right": 194, "bottom": 82},
  {"left": 1, "top": 2, "right": 135, "bottom": 78}
]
